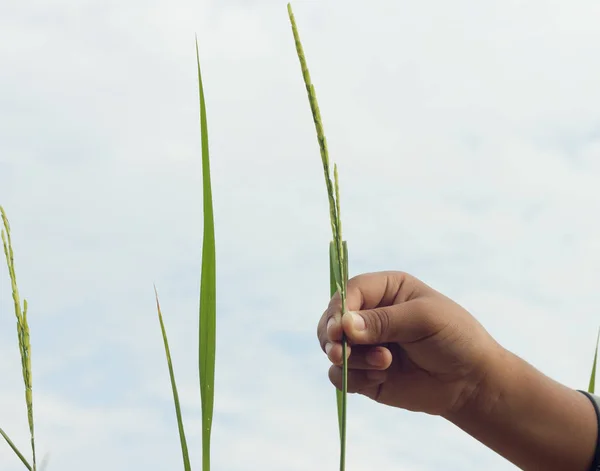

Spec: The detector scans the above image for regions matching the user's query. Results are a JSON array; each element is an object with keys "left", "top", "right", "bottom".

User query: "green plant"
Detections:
[
  {"left": 0, "top": 205, "right": 37, "bottom": 471},
  {"left": 154, "top": 287, "right": 191, "bottom": 471},
  {"left": 154, "top": 36, "right": 216, "bottom": 471},
  {"left": 287, "top": 4, "right": 349, "bottom": 470},
  {"left": 2, "top": 13, "right": 599, "bottom": 471},
  {"left": 588, "top": 328, "right": 599, "bottom": 394},
  {"left": 330, "top": 241, "right": 348, "bottom": 440},
  {"left": 196, "top": 35, "right": 217, "bottom": 471}
]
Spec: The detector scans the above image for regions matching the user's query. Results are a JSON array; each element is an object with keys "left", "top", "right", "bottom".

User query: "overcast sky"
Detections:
[{"left": 1, "top": 1, "right": 600, "bottom": 470}]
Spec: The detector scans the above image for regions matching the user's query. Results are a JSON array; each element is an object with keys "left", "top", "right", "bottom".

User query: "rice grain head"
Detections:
[{"left": 1, "top": 205, "right": 37, "bottom": 471}]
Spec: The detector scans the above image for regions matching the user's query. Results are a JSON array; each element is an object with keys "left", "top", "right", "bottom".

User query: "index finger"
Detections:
[{"left": 330, "top": 271, "right": 424, "bottom": 313}]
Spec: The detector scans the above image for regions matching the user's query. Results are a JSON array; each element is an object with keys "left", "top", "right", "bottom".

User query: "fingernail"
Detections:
[
  {"left": 325, "top": 343, "right": 333, "bottom": 355},
  {"left": 327, "top": 317, "right": 336, "bottom": 333},
  {"left": 349, "top": 311, "right": 365, "bottom": 331}
]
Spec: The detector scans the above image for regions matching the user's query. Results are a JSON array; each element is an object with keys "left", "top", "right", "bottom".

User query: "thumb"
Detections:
[{"left": 341, "top": 299, "right": 438, "bottom": 345}]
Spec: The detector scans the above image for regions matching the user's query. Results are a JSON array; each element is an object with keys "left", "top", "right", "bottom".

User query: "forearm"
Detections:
[{"left": 446, "top": 347, "right": 597, "bottom": 471}]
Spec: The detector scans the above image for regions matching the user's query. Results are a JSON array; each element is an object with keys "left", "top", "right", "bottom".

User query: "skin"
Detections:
[{"left": 317, "top": 271, "right": 597, "bottom": 471}]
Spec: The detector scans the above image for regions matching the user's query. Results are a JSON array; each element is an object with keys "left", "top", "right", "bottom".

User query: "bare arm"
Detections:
[
  {"left": 446, "top": 347, "right": 598, "bottom": 471},
  {"left": 318, "top": 271, "right": 598, "bottom": 470}
]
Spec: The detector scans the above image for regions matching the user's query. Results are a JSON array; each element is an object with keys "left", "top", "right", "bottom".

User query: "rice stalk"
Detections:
[
  {"left": 196, "top": 36, "right": 217, "bottom": 471},
  {"left": 287, "top": 5, "right": 348, "bottom": 470},
  {"left": 330, "top": 241, "right": 348, "bottom": 442},
  {"left": 588, "top": 327, "right": 599, "bottom": 394},
  {"left": 0, "top": 427, "right": 32, "bottom": 470},
  {"left": 154, "top": 286, "right": 192, "bottom": 471},
  {"left": 1, "top": 205, "right": 37, "bottom": 471}
]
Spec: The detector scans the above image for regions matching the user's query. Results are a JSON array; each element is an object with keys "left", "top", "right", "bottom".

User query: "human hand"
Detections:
[
  {"left": 317, "top": 271, "right": 503, "bottom": 417},
  {"left": 317, "top": 271, "right": 599, "bottom": 470}
]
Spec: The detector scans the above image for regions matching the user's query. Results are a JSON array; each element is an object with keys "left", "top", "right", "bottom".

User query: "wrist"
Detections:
[
  {"left": 444, "top": 347, "right": 597, "bottom": 471},
  {"left": 442, "top": 344, "right": 513, "bottom": 424}
]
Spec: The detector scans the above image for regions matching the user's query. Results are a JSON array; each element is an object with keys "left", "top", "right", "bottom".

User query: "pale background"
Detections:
[{"left": 1, "top": 1, "right": 600, "bottom": 470}]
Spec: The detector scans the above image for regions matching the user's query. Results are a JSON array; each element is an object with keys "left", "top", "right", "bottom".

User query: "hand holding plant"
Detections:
[
  {"left": 318, "top": 270, "right": 499, "bottom": 416},
  {"left": 319, "top": 270, "right": 599, "bottom": 471}
]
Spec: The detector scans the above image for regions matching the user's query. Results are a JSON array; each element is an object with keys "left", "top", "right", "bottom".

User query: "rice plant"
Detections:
[
  {"left": 0, "top": 205, "right": 36, "bottom": 471},
  {"left": 196, "top": 35, "right": 217, "bottom": 471},
  {"left": 287, "top": 4, "right": 349, "bottom": 470},
  {"left": 154, "top": 36, "right": 216, "bottom": 471}
]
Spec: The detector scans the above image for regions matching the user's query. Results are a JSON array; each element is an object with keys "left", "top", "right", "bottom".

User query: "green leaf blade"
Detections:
[
  {"left": 154, "top": 287, "right": 192, "bottom": 471},
  {"left": 0, "top": 428, "right": 32, "bottom": 470},
  {"left": 196, "top": 37, "right": 217, "bottom": 471},
  {"left": 588, "top": 327, "right": 599, "bottom": 394}
]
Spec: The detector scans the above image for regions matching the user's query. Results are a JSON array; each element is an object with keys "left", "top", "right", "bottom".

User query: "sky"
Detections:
[{"left": 1, "top": 0, "right": 600, "bottom": 469}]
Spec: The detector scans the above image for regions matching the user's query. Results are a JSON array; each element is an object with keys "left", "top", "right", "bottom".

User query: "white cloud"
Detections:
[{"left": 1, "top": 1, "right": 599, "bottom": 470}]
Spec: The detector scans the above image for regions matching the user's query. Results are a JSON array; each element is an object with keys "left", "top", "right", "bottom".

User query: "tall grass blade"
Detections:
[
  {"left": 1, "top": 206, "right": 37, "bottom": 470},
  {"left": 588, "top": 327, "right": 599, "bottom": 394},
  {"left": 0, "top": 428, "right": 32, "bottom": 470},
  {"left": 287, "top": 5, "right": 348, "bottom": 470},
  {"left": 154, "top": 286, "right": 192, "bottom": 471},
  {"left": 196, "top": 36, "right": 217, "bottom": 471}
]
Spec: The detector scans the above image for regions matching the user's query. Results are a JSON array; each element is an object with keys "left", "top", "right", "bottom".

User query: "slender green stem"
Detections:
[
  {"left": 288, "top": 5, "right": 348, "bottom": 470},
  {"left": 334, "top": 170, "right": 347, "bottom": 471},
  {"left": 341, "top": 242, "right": 348, "bottom": 470},
  {"left": 330, "top": 242, "right": 346, "bottom": 445}
]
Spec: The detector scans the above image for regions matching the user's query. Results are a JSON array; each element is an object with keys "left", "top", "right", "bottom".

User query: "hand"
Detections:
[
  {"left": 317, "top": 271, "right": 598, "bottom": 470},
  {"left": 317, "top": 271, "right": 502, "bottom": 417}
]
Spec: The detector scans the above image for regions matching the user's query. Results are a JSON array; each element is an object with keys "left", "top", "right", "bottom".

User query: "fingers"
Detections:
[
  {"left": 325, "top": 344, "right": 393, "bottom": 370},
  {"left": 318, "top": 271, "right": 427, "bottom": 351},
  {"left": 344, "top": 298, "right": 449, "bottom": 345},
  {"left": 329, "top": 365, "right": 387, "bottom": 397},
  {"left": 340, "top": 271, "right": 425, "bottom": 312},
  {"left": 317, "top": 301, "right": 344, "bottom": 353},
  {"left": 322, "top": 295, "right": 448, "bottom": 349}
]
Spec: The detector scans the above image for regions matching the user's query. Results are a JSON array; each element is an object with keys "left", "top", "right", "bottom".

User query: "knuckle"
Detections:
[{"left": 368, "top": 308, "right": 391, "bottom": 339}]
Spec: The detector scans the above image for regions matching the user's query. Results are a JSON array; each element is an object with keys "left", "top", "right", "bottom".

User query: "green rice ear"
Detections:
[{"left": 1, "top": 206, "right": 37, "bottom": 470}]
